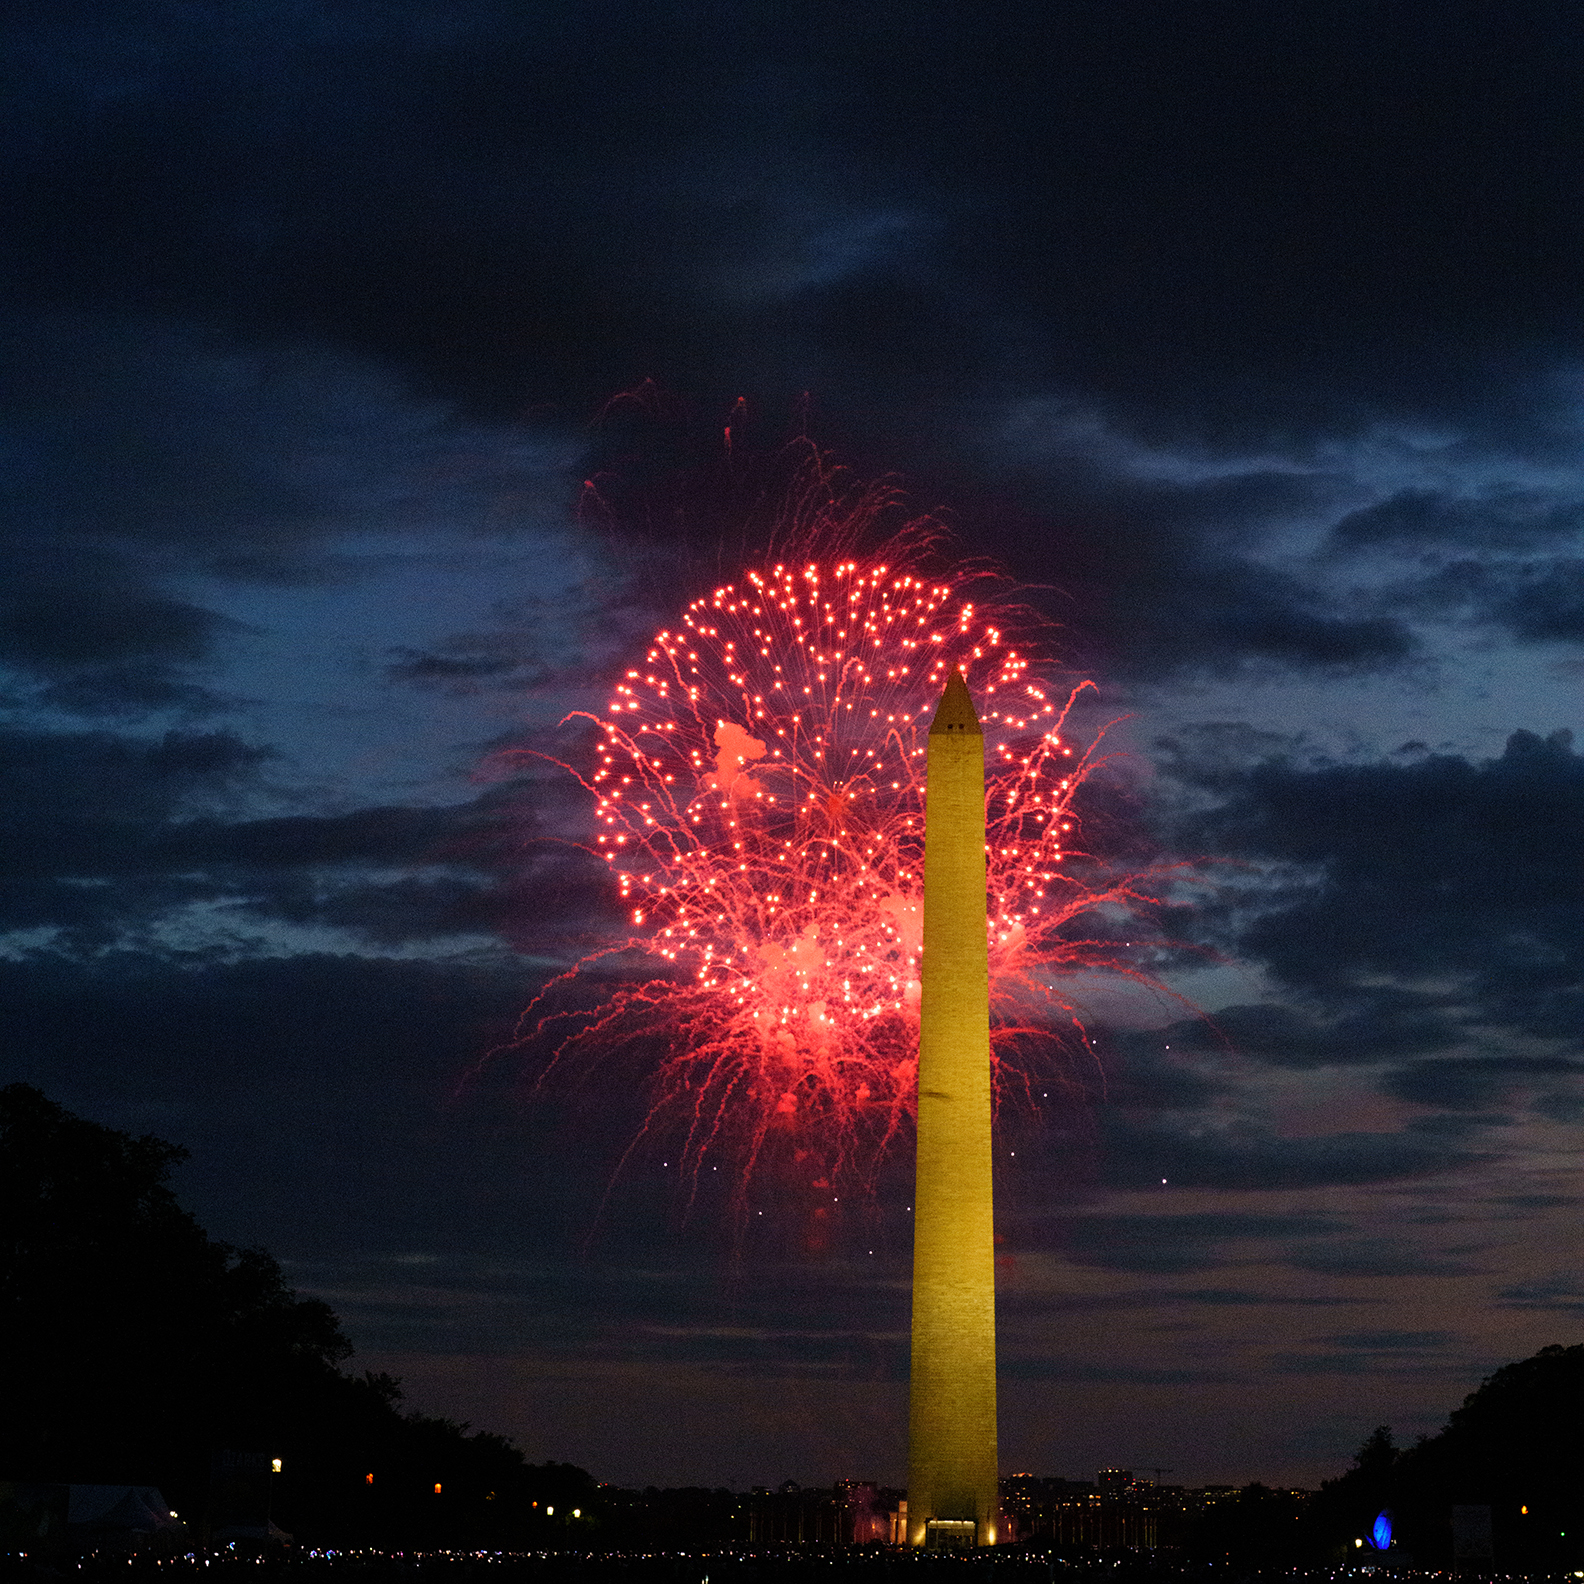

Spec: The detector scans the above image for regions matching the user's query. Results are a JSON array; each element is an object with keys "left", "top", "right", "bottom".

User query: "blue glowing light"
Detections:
[{"left": 1372, "top": 1511, "right": 1393, "bottom": 1549}]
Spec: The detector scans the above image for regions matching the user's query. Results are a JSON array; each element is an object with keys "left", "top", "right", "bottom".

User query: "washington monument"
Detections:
[{"left": 906, "top": 669, "right": 999, "bottom": 1547}]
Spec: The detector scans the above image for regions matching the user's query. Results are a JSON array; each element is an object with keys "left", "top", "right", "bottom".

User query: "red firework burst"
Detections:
[{"left": 516, "top": 529, "right": 1166, "bottom": 1195}]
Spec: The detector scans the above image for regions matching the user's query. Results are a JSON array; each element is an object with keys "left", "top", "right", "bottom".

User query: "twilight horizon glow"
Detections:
[{"left": 520, "top": 533, "right": 1169, "bottom": 1193}]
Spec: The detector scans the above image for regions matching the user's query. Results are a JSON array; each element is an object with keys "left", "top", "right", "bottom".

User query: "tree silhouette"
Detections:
[
  {"left": 1301, "top": 1349, "right": 1584, "bottom": 1569},
  {"left": 0, "top": 1084, "right": 591, "bottom": 1545},
  {"left": 1390, "top": 1344, "right": 1584, "bottom": 1569}
]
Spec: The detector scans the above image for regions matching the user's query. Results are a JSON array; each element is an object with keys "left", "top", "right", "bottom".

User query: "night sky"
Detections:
[{"left": 4, "top": 0, "right": 1583, "bottom": 1494}]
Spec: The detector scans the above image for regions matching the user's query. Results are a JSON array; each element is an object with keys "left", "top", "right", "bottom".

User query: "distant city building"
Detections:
[
  {"left": 999, "top": 1469, "right": 1311, "bottom": 1551},
  {"left": 732, "top": 1470, "right": 1314, "bottom": 1552},
  {"left": 745, "top": 1480, "right": 899, "bottom": 1546},
  {"left": 1001, "top": 1472, "right": 1158, "bottom": 1549}
]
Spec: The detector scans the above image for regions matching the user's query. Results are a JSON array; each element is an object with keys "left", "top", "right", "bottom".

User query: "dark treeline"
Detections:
[
  {"left": 0, "top": 1084, "right": 596, "bottom": 1548},
  {"left": 6, "top": 1083, "right": 1584, "bottom": 1563},
  {"left": 1302, "top": 1348, "right": 1584, "bottom": 1572}
]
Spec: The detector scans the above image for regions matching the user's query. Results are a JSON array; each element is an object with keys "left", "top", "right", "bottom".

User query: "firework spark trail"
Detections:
[{"left": 520, "top": 548, "right": 1167, "bottom": 1197}]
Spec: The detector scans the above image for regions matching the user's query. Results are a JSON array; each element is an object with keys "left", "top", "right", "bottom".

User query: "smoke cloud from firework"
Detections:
[{"left": 518, "top": 522, "right": 1170, "bottom": 1196}]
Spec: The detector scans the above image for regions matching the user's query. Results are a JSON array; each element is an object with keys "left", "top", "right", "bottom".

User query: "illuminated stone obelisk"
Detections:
[{"left": 907, "top": 668, "right": 999, "bottom": 1548}]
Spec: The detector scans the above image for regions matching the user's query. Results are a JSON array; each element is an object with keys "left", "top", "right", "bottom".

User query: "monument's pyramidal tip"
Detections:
[{"left": 929, "top": 668, "right": 982, "bottom": 736}]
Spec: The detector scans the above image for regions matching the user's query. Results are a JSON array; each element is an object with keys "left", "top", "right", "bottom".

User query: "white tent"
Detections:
[{"left": 67, "top": 1486, "right": 181, "bottom": 1536}]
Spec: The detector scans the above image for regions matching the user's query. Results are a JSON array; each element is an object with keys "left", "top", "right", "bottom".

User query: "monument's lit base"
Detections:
[{"left": 923, "top": 1520, "right": 979, "bottom": 1551}]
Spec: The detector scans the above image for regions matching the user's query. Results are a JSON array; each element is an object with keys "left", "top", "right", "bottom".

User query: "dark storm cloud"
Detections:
[
  {"left": 379, "top": 581, "right": 655, "bottom": 697},
  {"left": 0, "top": 539, "right": 237, "bottom": 714},
  {"left": 386, "top": 641, "right": 542, "bottom": 691},
  {"left": 1001, "top": 1360, "right": 1236, "bottom": 1385},
  {"left": 1029, "top": 470, "right": 1584, "bottom": 679},
  {"left": 231, "top": 847, "right": 615, "bottom": 951},
  {"left": 291, "top": 1240, "right": 915, "bottom": 1380},
  {"left": 1142, "top": 727, "right": 1584, "bottom": 1154},
  {"left": 0, "top": 320, "right": 304, "bottom": 709},
  {"left": 1498, "top": 560, "right": 1584, "bottom": 642},
  {"left": 0, "top": 309, "right": 578, "bottom": 717},
  {"left": 1051, "top": 1211, "right": 1342, "bottom": 1275},
  {"left": 1271, "top": 1334, "right": 1475, "bottom": 1386},
  {"left": 958, "top": 450, "right": 1424, "bottom": 682},
  {"left": 1318, "top": 1330, "right": 1457, "bottom": 1350},
  {"left": 1128, "top": 998, "right": 1459, "bottom": 1072},
  {"left": 1270, "top": 1351, "right": 1469, "bottom": 1378},
  {"left": 1403, "top": 1113, "right": 1509, "bottom": 1140},
  {"left": 1081, "top": 550, "right": 1413, "bottom": 683},
  {"left": 1331, "top": 489, "right": 1584, "bottom": 554},
  {"left": 640, "top": 1326, "right": 904, "bottom": 1382},
  {"left": 169, "top": 805, "right": 482, "bottom": 869},
  {"left": 1191, "top": 1290, "right": 1364, "bottom": 1308},
  {"left": 1287, "top": 1242, "right": 1484, "bottom": 1280},
  {"left": 1095, "top": 1113, "right": 1482, "bottom": 1194},
  {"left": 0, "top": 563, "right": 223, "bottom": 667},
  {"left": 0, "top": 316, "right": 390, "bottom": 550},
  {"left": 1108, "top": 565, "right": 1412, "bottom": 680},
  {"left": 1493, "top": 1193, "right": 1578, "bottom": 1211},
  {"left": 240, "top": 874, "right": 501, "bottom": 947},
  {"left": 8, "top": 1, "right": 1583, "bottom": 413},
  {"left": 1164, "top": 726, "right": 1584, "bottom": 1023},
  {"left": 0, "top": 725, "right": 265, "bottom": 825},
  {"left": 0, "top": 718, "right": 609, "bottom": 952},
  {"left": 1382, "top": 1056, "right": 1584, "bottom": 1112},
  {"left": 1495, "top": 1276, "right": 1584, "bottom": 1312},
  {"left": 1411, "top": 557, "right": 1584, "bottom": 644},
  {"left": 999, "top": 1287, "right": 1367, "bottom": 1315},
  {"left": 1324, "top": 484, "right": 1584, "bottom": 652},
  {"left": 1086, "top": 1033, "right": 1224, "bottom": 1110},
  {"left": 4, "top": 1, "right": 1582, "bottom": 697}
]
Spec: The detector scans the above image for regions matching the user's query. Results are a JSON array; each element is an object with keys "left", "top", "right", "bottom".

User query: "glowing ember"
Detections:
[{"left": 522, "top": 542, "right": 1160, "bottom": 1191}]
